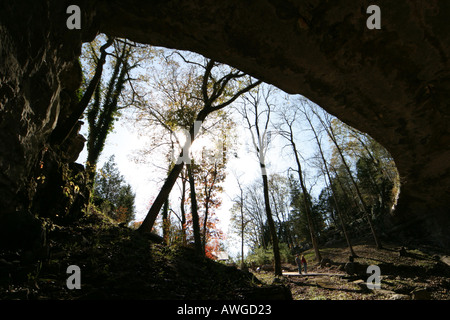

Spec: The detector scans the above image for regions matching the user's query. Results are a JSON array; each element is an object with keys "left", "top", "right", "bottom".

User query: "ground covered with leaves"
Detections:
[
  {"left": 2, "top": 211, "right": 450, "bottom": 300},
  {"left": 254, "top": 241, "right": 450, "bottom": 300},
  {"left": 0, "top": 211, "right": 289, "bottom": 300}
]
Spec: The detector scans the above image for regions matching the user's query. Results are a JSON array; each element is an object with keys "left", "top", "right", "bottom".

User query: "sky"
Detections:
[
  {"left": 75, "top": 93, "right": 326, "bottom": 259},
  {"left": 76, "top": 39, "right": 328, "bottom": 258},
  {"left": 75, "top": 108, "right": 278, "bottom": 220}
]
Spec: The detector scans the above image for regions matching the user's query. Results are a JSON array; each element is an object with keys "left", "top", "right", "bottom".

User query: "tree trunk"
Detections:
[
  {"left": 305, "top": 112, "right": 356, "bottom": 257},
  {"left": 294, "top": 159, "right": 322, "bottom": 263},
  {"left": 288, "top": 127, "right": 322, "bottom": 262},
  {"left": 138, "top": 162, "right": 185, "bottom": 233},
  {"left": 261, "top": 168, "right": 282, "bottom": 276},
  {"left": 240, "top": 194, "right": 245, "bottom": 269},
  {"left": 50, "top": 38, "right": 114, "bottom": 147},
  {"left": 329, "top": 126, "right": 382, "bottom": 249},
  {"left": 326, "top": 177, "right": 357, "bottom": 257},
  {"left": 162, "top": 198, "right": 169, "bottom": 244},
  {"left": 180, "top": 168, "right": 187, "bottom": 245},
  {"left": 202, "top": 197, "right": 210, "bottom": 253},
  {"left": 187, "top": 163, "right": 203, "bottom": 256},
  {"left": 311, "top": 108, "right": 382, "bottom": 249},
  {"left": 138, "top": 109, "right": 209, "bottom": 234}
]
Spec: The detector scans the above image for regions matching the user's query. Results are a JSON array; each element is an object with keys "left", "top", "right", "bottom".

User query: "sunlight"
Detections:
[{"left": 171, "top": 126, "right": 226, "bottom": 166}]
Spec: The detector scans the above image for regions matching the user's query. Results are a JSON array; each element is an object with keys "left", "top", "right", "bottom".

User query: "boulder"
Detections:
[
  {"left": 260, "top": 264, "right": 274, "bottom": 272},
  {"left": 391, "top": 293, "right": 411, "bottom": 300},
  {"left": 320, "top": 258, "right": 333, "bottom": 267},
  {"left": 411, "top": 289, "right": 432, "bottom": 300}
]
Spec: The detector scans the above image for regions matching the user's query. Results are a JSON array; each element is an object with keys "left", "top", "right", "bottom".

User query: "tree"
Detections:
[
  {"left": 50, "top": 37, "right": 114, "bottom": 147},
  {"left": 177, "top": 166, "right": 189, "bottom": 245},
  {"left": 132, "top": 52, "right": 201, "bottom": 241},
  {"left": 84, "top": 37, "right": 154, "bottom": 184},
  {"left": 297, "top": 98, "right": 356, "bottom": 257},
  {"left": 238, "top": 84, "right": 283, "bottom": 276},
  {"left": 185, "top": 117, "right": 231, "bottom": 256},
  {"left": 229, "top": 171, "right": 251, "bottom": 269},
  {"left": 337, "top": 122, "right": 400, "bottom": 219},
  {"left": 182, "top": 155, "right": 226, "bottom": 258},
  {"left": 187, "top": 161, "right": 202, "bottom": 255},
  {"left": 278, "top": 104, "right": 322, "bottom": 262},
  {"left": 115, "top": 184, "right": 136, "bottom": 225},
  {"left": 194, "top": 148, "right": 227, "bottom": 252},
  {"left": 268, "top": 173, "right": 294, "bottom": 248},
  {"left": 241, "top": 180, "right": 269, "bottom": 250},
  {"left": 311, "top": 106, "right": 383, "bottom": 249},
  {"left": 133, "top": 51, "right": 241, "bottom": 255},
  {"left": 138, "top": 53, "right": 261, "bottom": 237},
  {"left": 86, "top": 39, "right": 132, "bottom": 180},
  {"left": 93, "top": 155, "right": 135, "bottom": 224}
]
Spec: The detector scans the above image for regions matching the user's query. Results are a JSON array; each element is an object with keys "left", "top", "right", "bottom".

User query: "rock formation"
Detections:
[
  {"left": 0, "top": 1, "right": 92, "bottom": 249},
  {"left": 1, "top": 0, "right": 450, "bottom": 248}
]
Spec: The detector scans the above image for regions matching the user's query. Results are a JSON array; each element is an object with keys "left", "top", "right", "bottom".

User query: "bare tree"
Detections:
[
  {"left": 311, "top": 106, "right": 382, "bottom": 249},
  {"left": 229, "top": 171, "right": 249, "bottom": 269},
  {"left": 278, "top": 103, "right": 322, "bottom": 262},
  {"left": 297, "top": 99, "right": 356, "bottom": 257},
  {"left": 268, "top": 173, "right": 294, "bottom": 248},
  {"left": 237, "top": 84, "right": 282, "bottom": 276}
]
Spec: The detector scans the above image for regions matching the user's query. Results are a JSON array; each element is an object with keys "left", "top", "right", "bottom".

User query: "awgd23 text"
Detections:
[{"left": 177, "top": 304, "right": 272, "bottom": 317}]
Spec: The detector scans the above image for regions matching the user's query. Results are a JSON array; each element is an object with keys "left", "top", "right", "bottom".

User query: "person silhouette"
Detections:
[
  {"left": 301, "top": 255, "right": 307, "bottom": 274},
  {"left": 295, "top": 254, "right": 302, "bottom": 274}
]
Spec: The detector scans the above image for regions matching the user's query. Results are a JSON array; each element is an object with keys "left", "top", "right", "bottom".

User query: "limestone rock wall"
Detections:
[
  {"left": 1, "top": 0, "right": 450, "bottom": 248},
  {"left": 0, "top": 0, "right": 88, "bottom": 249}
]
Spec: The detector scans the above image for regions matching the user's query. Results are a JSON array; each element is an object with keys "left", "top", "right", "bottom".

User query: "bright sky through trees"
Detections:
[
  {"left": 75, "top": 39, "right": 371, "bottom": 258},
  {"left": 76, "top": 92, "right": 323, "bottom": 258}
]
